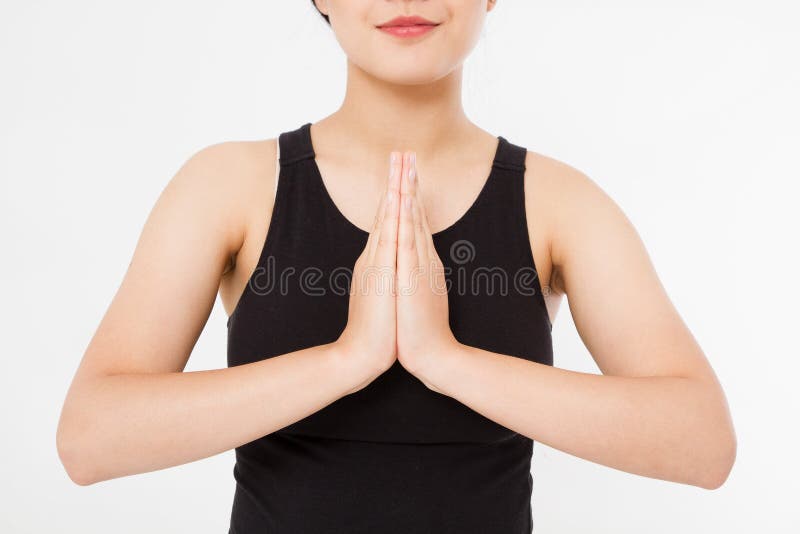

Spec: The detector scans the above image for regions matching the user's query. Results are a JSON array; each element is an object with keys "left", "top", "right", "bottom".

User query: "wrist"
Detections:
[
  {"left": 414, "top": 337, "right": 464, "bottom": 394},
  {"left": 325, "top": 339, "right": 384, "bottom": 394}
]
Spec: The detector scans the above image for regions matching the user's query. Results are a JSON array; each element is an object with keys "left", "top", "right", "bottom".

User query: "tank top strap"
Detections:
[
  {"left": 492, "top": 134, "right": 527, "bottom": 173},
  {"left": 474, "top": 133, "right": 527, "bottom": 217},
  {"left": 457, "top": 133, "right": 549, "bottom": 329},
  {"left": 262, "top": 122, "right": 371, "bottom": 272},
  {"left": 481, "top": 134, "right": 529, "bottom": 234},
  {"left": 278, "top": 121, "right": 316, "bottom": 166}
]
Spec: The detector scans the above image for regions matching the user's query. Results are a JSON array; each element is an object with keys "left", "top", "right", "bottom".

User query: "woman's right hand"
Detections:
[{"left": 334, "top": 151, "right": 402, "bottom": 394}]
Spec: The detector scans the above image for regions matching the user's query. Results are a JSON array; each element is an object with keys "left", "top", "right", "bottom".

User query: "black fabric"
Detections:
[{"left": 226, "top": 122, "right": 553, "bottom": 533}]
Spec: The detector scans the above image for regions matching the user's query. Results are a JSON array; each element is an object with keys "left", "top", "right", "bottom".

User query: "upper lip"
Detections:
[{"left": 377, "top": 15, "right": 440, "bottom": 28}]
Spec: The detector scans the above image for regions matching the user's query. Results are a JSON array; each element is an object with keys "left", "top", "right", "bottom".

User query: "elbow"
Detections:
[
  {"left": 684, "top": 377, "right": 737, "bottom": 490},
  {"left": 56, "top": 417, "right": 100, "bottom": 486},
  {"left": 693, "top": 426, "right": 737, "bottom": 490}
]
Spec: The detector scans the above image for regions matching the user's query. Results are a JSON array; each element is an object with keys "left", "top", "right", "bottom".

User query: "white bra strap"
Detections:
[{"left": 274, "top": 139, "right": 280, "bottom": 198}]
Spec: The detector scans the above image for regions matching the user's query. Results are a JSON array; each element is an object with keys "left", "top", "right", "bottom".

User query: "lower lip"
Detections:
[{"left": 378, "top": 24, "right": 439, "bottom": 38}]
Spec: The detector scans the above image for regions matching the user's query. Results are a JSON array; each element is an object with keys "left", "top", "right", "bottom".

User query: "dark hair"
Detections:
[{"left": 310, "top": 1, "right": 330, "bottom": 25}]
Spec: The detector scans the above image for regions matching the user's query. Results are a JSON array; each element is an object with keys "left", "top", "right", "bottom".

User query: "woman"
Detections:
[{"left": 56, "top": 1, "right": 737, "bottom": 532}]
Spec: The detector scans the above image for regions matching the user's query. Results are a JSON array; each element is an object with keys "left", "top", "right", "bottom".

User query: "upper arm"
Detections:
[
  {"left": 73, "top": 141, "right": 250, "bottom": 383},
  {"left": 549, "top": 160, "right": 716, "bottom": 382}
]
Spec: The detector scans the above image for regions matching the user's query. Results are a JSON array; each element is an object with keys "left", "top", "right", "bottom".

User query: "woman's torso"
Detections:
[
  {"left": 220, "top": 124, "right": 558, "bottom": 325},
  {"left": 221, "top": 121, "right": 555, "bottom": 534}
]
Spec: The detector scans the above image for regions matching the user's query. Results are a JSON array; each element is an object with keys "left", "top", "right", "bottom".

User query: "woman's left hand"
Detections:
[{"left": 395, "top": 152, "right": 460, "bottom": 393}]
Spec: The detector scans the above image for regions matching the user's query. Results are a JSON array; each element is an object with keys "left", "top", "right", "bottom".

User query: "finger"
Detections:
[
  {"left": 414, "top": 164, "right": 439, "bottom": 261},
  {"left": 398, "top": 152, "right": 418, "bottom": 284},
  {"left": 364, "top": 178, "right": 388, "bottom": 264},
  {"left": 368, "top": 151, "right": 401, "bottom": 264},
  {"left": 409, "top": 156, "right": 428, "bottom": 268},
  {"left": 373, "top": 152, "right": 401, "bottom": 272}
]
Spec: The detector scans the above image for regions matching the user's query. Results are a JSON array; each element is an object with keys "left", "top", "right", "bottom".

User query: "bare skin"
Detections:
[
  {"left": 56, "top": 0, "right": 735, "bottom": 492},
  {"left": 54, "top": 136, "right": 406, "bottom": 485},
  {"left": 394, "top": 150, "right": 736, "bottom": 490},
  {"left": 56, "top": 125, "right": 735, "bottom": 489}
]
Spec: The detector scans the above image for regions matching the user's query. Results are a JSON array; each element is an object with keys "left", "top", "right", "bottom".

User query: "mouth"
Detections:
[{"left": 376, "top": 15, "right": 441, "bottom": 38}]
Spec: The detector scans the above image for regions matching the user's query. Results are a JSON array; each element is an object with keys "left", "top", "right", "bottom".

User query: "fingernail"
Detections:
[
  {"left": 390, "top": 152, "right": 397, "bottom": 165},
  {"left": 409, "top": 166, "right": 415, "bottom": 183},
  {"left": 386, "top": 190, "right": 393, "bottom": 203},
  {"left": 411, "top": 152, "right": 416, "bottom": 166}
]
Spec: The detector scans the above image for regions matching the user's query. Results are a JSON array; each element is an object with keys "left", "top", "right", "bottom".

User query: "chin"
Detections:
[{"left": 362, "top": 60, "right": 451, "bottom": 85}]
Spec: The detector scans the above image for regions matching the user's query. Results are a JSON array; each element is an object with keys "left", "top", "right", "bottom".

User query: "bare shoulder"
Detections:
[
  {"left": 72, "top": 137, "right": 278, "bottom": 381},
  {"left": 521, "top": 149, "right": 578, "bottom": 298},
  {"left": 206, "top": 137, "right": 280, "bottom": 315},
  {"left": 524, "top": 147, "right": 651, "bottom": 300},
  {"left": 173, "top": 137, "right": 279, "bottom": 272},
  {"left": 522, "top": 149, "right": 627, "bottom": 297}
]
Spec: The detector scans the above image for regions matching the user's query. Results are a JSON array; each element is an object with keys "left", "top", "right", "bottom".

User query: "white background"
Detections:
[{"left": 2, "top": 1, "right": 798, "bottom": 532}]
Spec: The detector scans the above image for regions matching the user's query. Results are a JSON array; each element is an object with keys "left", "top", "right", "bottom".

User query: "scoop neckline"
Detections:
[{"left": 305, "top": 122, "right": 504, "bottom": 239}]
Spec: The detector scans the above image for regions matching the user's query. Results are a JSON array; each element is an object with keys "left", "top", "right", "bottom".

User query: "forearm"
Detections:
[
  {"left": 420, "top": 343, "right": 735, "bottom": 489},
  {"left": 57, "top": 341, "right": 366, "bottom": 485}
]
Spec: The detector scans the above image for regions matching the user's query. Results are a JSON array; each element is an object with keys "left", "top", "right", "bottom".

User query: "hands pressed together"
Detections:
[{"left": 335, "top": 151, "right": 460, "bottom": 394}]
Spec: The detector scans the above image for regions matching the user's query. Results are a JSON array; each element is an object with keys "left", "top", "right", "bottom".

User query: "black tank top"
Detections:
[{"left": 226, "top": 122, "right": 553, "bottom": 534}]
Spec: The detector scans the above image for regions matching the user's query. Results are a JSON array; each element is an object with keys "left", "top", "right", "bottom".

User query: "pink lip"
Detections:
[
  {"left": 378, "top": 15, "right": 438, "bottom": 27},
  {"left": 378, "top": 24, "right": 438, "bottom": 38},
  {"left": 376, "top": 15, "right": 440, "bottom": 38}
]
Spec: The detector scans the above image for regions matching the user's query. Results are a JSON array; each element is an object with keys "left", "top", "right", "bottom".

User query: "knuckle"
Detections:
[{"left": 378, "top": 236, "right": 397, "bottom": 247}]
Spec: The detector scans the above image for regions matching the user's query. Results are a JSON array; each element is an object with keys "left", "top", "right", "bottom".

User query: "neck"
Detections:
[{"left": 314, "top": 59, "right": 480, "bottom": 163}]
